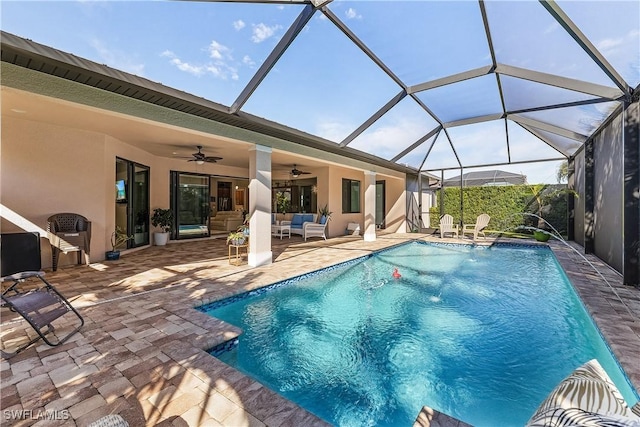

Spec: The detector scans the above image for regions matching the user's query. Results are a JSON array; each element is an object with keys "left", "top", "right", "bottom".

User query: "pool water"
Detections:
[{"left": 199, "top": 242, "right": 638, "bottom": 426}]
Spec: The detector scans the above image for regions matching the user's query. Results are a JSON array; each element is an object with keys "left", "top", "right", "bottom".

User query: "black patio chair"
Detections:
[{"left": 1, "top": 232, "right": 84, "bottom": 358}]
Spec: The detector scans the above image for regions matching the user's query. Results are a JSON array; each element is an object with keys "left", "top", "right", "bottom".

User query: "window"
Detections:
[{"left": 342, "top": 179, "right": 361, "bottom": 213}]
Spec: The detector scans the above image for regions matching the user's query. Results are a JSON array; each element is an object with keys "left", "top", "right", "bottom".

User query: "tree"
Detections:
[
  {"left": 556, "top": 160, "right": 569, "bottom": 183},
  {"left": 527, "top": 183, "right": 575, "bottom": 233}
]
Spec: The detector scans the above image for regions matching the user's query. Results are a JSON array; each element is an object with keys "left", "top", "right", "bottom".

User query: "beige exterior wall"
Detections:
[
  {"left": 1, "top": 82, "right": 409, "bottom": 269},
  {"left": 384, "top": 177, "right": 408, "bottom": 233},
  {"left": 325, "top": 166, "right": 406, "bottom": 238},
  {"left": 0, "top": 115, "right": 248, "bottom": 269}
]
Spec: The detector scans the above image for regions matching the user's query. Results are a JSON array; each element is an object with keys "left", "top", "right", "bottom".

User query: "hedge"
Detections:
[{"left": 428, "top": 184, "right": 570, "bottom": 236}]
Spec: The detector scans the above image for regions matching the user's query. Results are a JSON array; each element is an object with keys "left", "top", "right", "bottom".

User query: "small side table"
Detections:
[
  {"left": 271, "top": 224, "right": 291, "bottom": 239},
  {"left": 228, "top": 244, "right": 248, "bottom": 265}
]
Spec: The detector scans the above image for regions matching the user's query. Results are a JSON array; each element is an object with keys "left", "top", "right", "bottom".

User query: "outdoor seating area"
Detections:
[
  {"left": 1, "top": 0, "right": 639, "bottom": 425},
  {"left": 1, "top": 233, "right": 638, "bottom": 426},
  {"left": 280, "top": 213, "right": 317, "bottom": 237}
]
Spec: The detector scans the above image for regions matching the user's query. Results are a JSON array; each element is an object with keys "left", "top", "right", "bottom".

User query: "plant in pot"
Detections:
[
  {"left": 237, "top": 214, "right": 250, "bottom": 237},
  {"left": 106, "top": 227, "right": 133, "bottom": 260},
  {"left": 226, "top": 230, "right": 247, "bottom": 246},
  {"left": 275, "top": 191, "right": 290, "bottom": 221},
  {"left": 318, "top": 204, "right": 332, "bottom": 224},
  {"left": 151, "top": 208, "right": 173, "bottom": 246}
]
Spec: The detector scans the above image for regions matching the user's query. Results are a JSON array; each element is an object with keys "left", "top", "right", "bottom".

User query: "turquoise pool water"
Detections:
[{"left": 199, "top": 242, "right": 638, "bottom": 426}]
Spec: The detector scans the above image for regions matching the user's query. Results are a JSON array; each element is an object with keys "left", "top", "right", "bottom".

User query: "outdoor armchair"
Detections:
[
  {"left": 439, "top": 214, "right": 459, "bottom": 238},
  {"left": 462, "top": 214, "right": 490, "bottom": 241}
]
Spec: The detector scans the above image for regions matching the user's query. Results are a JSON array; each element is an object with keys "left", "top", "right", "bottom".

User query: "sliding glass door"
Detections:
[
  {"left": 171, "top": 172, "right": 210, "bottom": 239},
  {"left": 115, "top": 158, "right": 149, "bottom": 248}
]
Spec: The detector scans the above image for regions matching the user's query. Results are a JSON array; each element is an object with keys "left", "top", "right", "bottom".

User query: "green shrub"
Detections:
[{"left": 429, "top": 184, "right": 570, "bottom": 236}]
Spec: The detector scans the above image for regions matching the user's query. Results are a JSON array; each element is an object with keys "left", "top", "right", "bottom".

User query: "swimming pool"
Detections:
[{"left": 199, "top": 241, "right": 638, "bottom": 426}]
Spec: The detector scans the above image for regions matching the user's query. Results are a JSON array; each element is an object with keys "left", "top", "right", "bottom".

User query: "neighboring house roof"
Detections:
[{"left": 443, "top": 170, "right": 527, "bottom": 187}]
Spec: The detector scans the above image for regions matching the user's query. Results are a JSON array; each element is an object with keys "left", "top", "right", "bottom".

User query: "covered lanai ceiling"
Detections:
[{"left": 1, "top": 0, "right": 638, "bottom": 179}]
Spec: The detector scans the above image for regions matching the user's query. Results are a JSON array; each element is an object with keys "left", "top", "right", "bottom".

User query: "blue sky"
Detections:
[{"left": 2, "top": 0, "right": 638, "bottom": 184}]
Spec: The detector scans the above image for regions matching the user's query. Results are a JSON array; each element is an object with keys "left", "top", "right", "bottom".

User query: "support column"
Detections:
[
  {"left": 363, "top": 171, "right": 376, "bottom": 242},
  {"left": 248, "top": 145, "right": 272, "bottom": 267},
  {"left": 623, "top": 100, "right": 639, "bottom": 287}
]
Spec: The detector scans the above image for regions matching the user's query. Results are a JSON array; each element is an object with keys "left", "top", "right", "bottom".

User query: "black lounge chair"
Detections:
[{"left": 1, "top": 232, "right": 84, "bottom": 358}]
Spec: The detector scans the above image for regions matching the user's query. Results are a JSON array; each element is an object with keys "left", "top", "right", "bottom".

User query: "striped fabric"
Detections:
[{"left": 526, "top": 359, "right": 640, "bottom": 427}]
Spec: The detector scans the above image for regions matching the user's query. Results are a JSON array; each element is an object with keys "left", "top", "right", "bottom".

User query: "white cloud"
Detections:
[
  {"left": 597, "top": 37, "right": 624, "bottom": 53},
  {"left": 345, "top": 8, "right": 361, "bottom": 20},
  {"left": 205, "top": 64, "right": 239, "bottom": 80},
  {"left": 90, "top": 38, "right": 145, "bottom": 76},
  {"left": 161, "top": 50, "right": 205, "bottom": 76},
  {"left": 315, "top": 119, "right": 353, "bottom": 142},
  {"left": 162, "top": 45, "right": 239, "bottom": 80},
  {"left": 233, "top": 20, "right": 245, "bottom": 31},
  {"left": 243, "top": 55, "right": 256, "bottom": 67},
  {"left": 251, "top": 23, "right": 282, "bottom": 43},
  {"left": 350, "top": 117, "right": 429, "bottom": 158},
  {"left": 207, "top": 40, "right": 232, "bottom": 60}
]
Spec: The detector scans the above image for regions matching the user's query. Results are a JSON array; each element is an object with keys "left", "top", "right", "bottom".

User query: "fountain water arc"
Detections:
[{"left": 491, "top": 213, "right": 635, "bottom": 322}]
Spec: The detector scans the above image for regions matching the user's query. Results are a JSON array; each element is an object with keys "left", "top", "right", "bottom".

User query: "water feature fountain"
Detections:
[{"left": 491, "top": 212, "right": 636, "bottom": 322}]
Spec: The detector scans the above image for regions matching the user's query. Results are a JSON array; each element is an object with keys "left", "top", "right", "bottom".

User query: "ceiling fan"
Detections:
[
  {"left": 290, "top": 164, "right": 311, "bottom": 178},
  {"left": 187, "top": 146, "right": 222, "bottom": 165}
]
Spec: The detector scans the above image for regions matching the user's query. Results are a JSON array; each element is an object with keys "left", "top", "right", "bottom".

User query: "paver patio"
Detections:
[{"left": 1, "top": 233, "right": 638, "bottom": 426}]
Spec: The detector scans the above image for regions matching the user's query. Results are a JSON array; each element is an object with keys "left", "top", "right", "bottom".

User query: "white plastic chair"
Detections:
[
  {"left": 439, "top": 214, "right": 459, "bottom": 238},
  {"left": 462, "top": 213, "right": 490, "bottom": 240}
]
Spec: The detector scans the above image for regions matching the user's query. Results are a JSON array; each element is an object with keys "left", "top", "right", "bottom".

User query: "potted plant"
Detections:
[
  {"left": 275, "top": 191, "right": 290, "bottom": 220},
  {"left": 237, "top": 215, "right": 250, "bottom": 237},
  {"left": 106, "top": 227, "right": 133, "bottom": 260},
  {"left": 318, "top": 204, "right": 332, "bottom": 224},
  {"left": 151, "top": 208, "right": 173, "bottom": 246},
  {"left": 533, "top": 230, "right": 552, "bottom": 242},
  {"left": 226, "top": 230, "right": 247, "bottom": 246}
]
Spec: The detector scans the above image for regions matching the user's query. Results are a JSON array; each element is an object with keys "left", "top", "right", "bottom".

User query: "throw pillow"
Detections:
[{"left": 526, "top": 359, "right": 640, "bottom": 427}]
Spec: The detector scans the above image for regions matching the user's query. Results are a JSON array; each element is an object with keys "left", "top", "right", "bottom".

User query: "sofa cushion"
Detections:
[
  {"left": 526, "top": 359, "right": 640, "bottom": 427},
  {"left": 303, "top": 214, "right": 314, "bottom": 223},
  {"left": 291, "top": 214, "right": 304, "bottom": 227}
]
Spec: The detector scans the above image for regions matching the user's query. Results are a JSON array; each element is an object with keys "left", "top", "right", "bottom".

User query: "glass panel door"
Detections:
[
  {"left": 172, "top": 172, "right": 210, "bottom": 239},
  {"left": 131, "top": 165, "right": 149, "bottom": 247},
  {"left": 115, "top": 159, "right": 129, "bottom": 249},
  {"left": 115, "top": 158, "right": 150, "bottom": 248}
]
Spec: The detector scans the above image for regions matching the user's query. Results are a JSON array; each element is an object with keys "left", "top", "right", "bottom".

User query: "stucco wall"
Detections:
[
  {"left": 1, "top": 116, "right": 110, "bottom": 269},
  {"left": 0, "top": 115, "right": 248, "bottom": 268},
  {"left": 325, "top": 166, "right": 406, "bottom": 237}
]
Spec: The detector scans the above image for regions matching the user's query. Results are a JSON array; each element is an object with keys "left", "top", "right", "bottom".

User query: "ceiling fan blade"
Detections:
[{"left": 204, "top": 157, "right": 222, "bottom": 163}]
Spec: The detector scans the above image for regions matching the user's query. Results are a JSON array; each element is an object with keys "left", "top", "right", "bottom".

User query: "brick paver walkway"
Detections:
[{"left": 1, "top": 233, "right": 638, "bottom": 426}]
